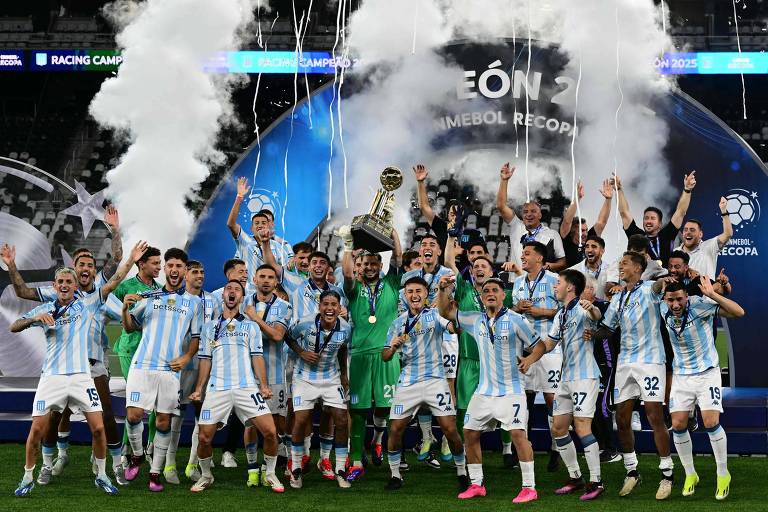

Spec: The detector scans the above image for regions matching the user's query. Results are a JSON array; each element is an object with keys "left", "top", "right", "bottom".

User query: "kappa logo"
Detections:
[
  {"left": 36, "top": 400, "right": 46, "bottom": 412},
  {"left": 712, "top": 400, "right": 720, "bottom": 406},
  {"left": 201, "top": 410, "right": 211, "bottom": 421},
  {"left": 575, "top": 406, "right": 582, "bottom": 412},
  {"left": 257, "top": 405, "right": 267, "bottom": 411},
  {"left": 512, "top": 418, "right": 521, "bottom": 424},
  {"left": 648, "top": 391, "right": 657, "bottom": 397},
  {"left": 444, "top": 405, "right": 453, "bottom": 412},
  {"left": 394, "top": 404, "right": 404, "bottom": 415},
  {"left": 130, "top": 391, "right": 141, "bottom": 403}
]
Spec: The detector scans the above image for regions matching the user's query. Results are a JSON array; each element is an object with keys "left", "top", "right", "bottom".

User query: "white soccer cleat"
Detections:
[
  {"left": 265, "top": 473, "right": 284, "bottom": 493},
  {"left": 289, "top": 469, "right": 303, "bottom": 489},
  {"left": 221, "top": 451, "right": 238, "bottom": 468},
  {"left": 191, "top": 475, "right": 214, "bottom": 493},
  {"left": 51, "top": 454, "right": 69, "bottom": 476}
]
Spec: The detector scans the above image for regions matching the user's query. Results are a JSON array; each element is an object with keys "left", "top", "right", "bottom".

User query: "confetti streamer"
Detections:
[
  {"left": 732, "top": 0, "right": 747, "bottom": 119},
  {"left": 570, "top": 46, "right": 583, "bottom": 248},
  {"left": 524, "top": 0, "right": 532, "bottom": 202}
]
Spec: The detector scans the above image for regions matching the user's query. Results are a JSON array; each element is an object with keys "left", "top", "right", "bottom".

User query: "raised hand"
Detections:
[
  {"left": 501, "top": 261, "right": 521, "bottom": 274},
  {"left": 698, "top": 276, "right": 715, "bottom": 297},
  {"left": 0, "top": 244, "right": 16, "bottom": 266},
  {"left": 500, "top": 162, "right": 515, "bottom": 181},
  {"left": 413, "top": 164, "right": 428, "bottom": 182},
  {"left": 577, "top": 181, "right": 585, "bottom": 200},
  {"left": 683, "top": 171, "right": 697, "bottom": 191},
  {"left": 599, "top": 179, "right": 614, "bottom": 199},
  {"left": 104, "top": 205, "right": 120, "bottom": 229},
  {"left": 129, "top": 240, "right": 149, "bottom": 262},
  {"left": 717, "top": 268, "right": 729, "bottom": 287},
  {"left": 438, "top": 274, "right": 456, "bottom": 290},
  {"left": 610, "top": 172, "right": 623, "bottom": 191},
  {"left": 236, "top": 176, "right": 250, "bottom": 198},
  {"left": 719, "top": 196, "right": 728, "bottom": 214}
]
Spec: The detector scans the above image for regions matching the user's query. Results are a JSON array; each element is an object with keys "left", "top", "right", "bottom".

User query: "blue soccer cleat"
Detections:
[
  {"left": 95, "top": 476, "right": 119, "bottom": 495},
  {"left": 14, "top": 479, "right": 34, "bottom": 497}
]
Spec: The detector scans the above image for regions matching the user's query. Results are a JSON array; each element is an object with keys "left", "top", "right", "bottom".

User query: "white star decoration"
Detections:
[{"left": 60, "top": 181, "right": 106, "bottom": 239}]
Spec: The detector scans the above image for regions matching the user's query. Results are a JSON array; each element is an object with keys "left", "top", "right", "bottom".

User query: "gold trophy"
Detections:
[{"left": 350, "top": 166, "right": 403, "bottom": 252}]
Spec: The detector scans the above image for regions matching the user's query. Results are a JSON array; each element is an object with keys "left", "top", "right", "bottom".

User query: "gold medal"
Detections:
[
  {"left": 368, "top": 315, "right": 377, "bottom": 324},
  {"left": 168, "top": 298, "right": 176, "bottom": 306},
  {"left": 227, "top": 323, "right": 236, "bottom": 332}
]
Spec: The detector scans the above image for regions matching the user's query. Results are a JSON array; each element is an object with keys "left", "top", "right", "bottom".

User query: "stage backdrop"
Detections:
[{"left": 188, "top": 40, "right": 767, "bottom": 387}]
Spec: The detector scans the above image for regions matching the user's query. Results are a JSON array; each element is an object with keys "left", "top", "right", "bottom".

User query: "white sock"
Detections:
[
  {"left": 373, "top": 416, "right": 387, "bottom": 444},
  {"left": 453, "top": 450, "right": 467, "bottom": 476},
  {"left": 108, "top": 444, "right": 122, "bottom": 470},
  {"left": 707, "top": 424, "right": 729, "bottom": 476},
  {"left": 319, "top": 434, "right": 333, "bottom": 460},
  {"left": 303, "top": 435, "right": 312, "bottom": 455},
  {"left": 150, "top": 429, "right": 171, "bottom": 473},
  {"left": 580, "top": 434, "right": 601, "bottom": 482},
  {"left": 57, "top": 431, "right": 70, "bottom": 457},
  {"left": 555, "top": 434, "right": 581, "bottom": 479},
  {"left": 127, "top": 420, "right": 144, "bottom": 456},
  {"left": 502, "top": 441, "right": 512, "bottom": 455},
  {"left": 622, "top": 451, "right": 638, "bottom": 472},
  {"left": 166, "top": 414, "right": 183, "bottom": 468},
  {"left": 467, "top": 463, "right": 483, "bottom": 486},
  {"left": 520, "top": 460, "right": 535, "bottom": 488},
  {"left": 24, "top": 465, "right": 35, "bottom": 482},
  {"left": 335, "top": 443, "right": 348, "bottom": 474},
  {"left": 673, "top": 429, "right": 695, "bottom": 475},
  {"left": 659, "top": 455, "right": 674, "bottom": 478},
  {"left": 264, "top": 454, "right": 277, "bottom": 475},
  {"left": 418, "top": 414, "right": 432, "bottom": 442},
  {"left": 388, "top": 451, "right": 401, "bottom": 479},
  {"left": 188, "top": 421, "right": 199, "bottom": 466},
  {"left": 94, "top": 456, "right": 107, "bottom": 478},
  {"left": 291, "top": 443, "right": 304, "bottom": 472},
  {"left": 41, "top": 443, "right": 55, "bottom": 467},
  {"left": 199, "top": 456, "right": 213, "bottom": 478}
]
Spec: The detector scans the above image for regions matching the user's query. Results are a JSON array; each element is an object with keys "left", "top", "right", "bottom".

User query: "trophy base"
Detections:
[{"left": 351, "top": 214, "right": 394, "bottom": 253}]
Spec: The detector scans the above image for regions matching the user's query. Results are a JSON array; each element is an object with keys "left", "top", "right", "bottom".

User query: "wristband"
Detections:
[
  {"left": 720, "top": 212, "right": 730, "bottom": 217},
  {"left": 683, "top": 188, "right": 692, "bottom": 193}
]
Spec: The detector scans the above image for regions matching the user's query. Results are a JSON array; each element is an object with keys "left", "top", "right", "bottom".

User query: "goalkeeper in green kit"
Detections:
[
  {"left": 107, "top": 246, "right": 162, "bottom": 459},
  {"left": 337, "top": 225, "right": 403, "bottom": 482}
]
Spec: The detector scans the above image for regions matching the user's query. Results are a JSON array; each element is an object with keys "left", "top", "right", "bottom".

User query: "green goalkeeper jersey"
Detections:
[{"left": 345, "top": 266, "right": 402, "bottom": 355}]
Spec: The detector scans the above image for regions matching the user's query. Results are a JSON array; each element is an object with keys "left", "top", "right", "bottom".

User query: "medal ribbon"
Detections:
[
  {"left": 665, "top": 306, "right": 690, "bottom": 339},
  {"left": 314, "top": 315, "right": 340, "bottom": 354},
  {"left": 483, "top": 307, "right": 508, "bottom": 345},
  {"left": 617, "top": 280, "right": 643, "bottom": 319},
  {"left": 525, "top": 269, "right": 546, "bottom": 300},
  {"left": 365, "top": 279, "right": 382, "bottom": 319}
]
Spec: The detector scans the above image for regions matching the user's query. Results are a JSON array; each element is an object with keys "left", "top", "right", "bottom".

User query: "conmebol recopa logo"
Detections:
[
  {"left": 720, "top": 188, "right": 760, "bottom": 257},
  {"left": 0, "top": 53, "right": 23, "bottom": 67}
]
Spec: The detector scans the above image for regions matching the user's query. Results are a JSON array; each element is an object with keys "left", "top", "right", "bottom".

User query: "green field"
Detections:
[{"left": 1, "top": 445, "right": 762, "bottom": 511}]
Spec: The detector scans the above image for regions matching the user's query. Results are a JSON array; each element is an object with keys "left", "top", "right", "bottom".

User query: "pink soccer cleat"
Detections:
[
  {"left": 148, "top": 472, "right": 164, "bottom": 492},
  {"left": 458, "top": 484, "right": 487, "bottom": 499},
  {"left": 512, "top": 487, "right": 538, "bottom": 503},
  {"left": 124, "top": 455, "right": 143, "bottom": 481}
]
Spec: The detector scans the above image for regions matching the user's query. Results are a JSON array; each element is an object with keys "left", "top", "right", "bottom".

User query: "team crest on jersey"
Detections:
[
  {"left": 130, "top": 391, "right": 141, "bottom": 403},
  {"left": 350, "top": 394, "right": 359, "bottom": 405},
  {"left": 293, "top": 396, "right": 302, "bottom": 406},
  {"left": 498, "top": 321, "right": 509, "bottom": 330},
  {"left": 201, "top": 410, "right": 211, "bottom": 421},
  {"left": 393, "top": 404, "right": 404, "bottom": 415},
  {"left": 167, "top": 298, "right": 176, "bottom": 306},
  {"left": 36, "top": 400, "right": 45, "bottom": 412}
]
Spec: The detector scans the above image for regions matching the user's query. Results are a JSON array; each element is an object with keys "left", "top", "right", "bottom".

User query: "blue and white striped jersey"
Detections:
[
  {"left": 288, "top": 315, "right": 350, "bottom": 383},
  {"left": 242, "top": 293, "right": 292, "bottom": 385},
  {"left": 198, "top": 314, "right": 262, "bottom": 391},
  {"left": 181, "top": 290, "right": 217, "bottom": 371},
  {"left": 547, "top": 300, "right": 600, "bottom": 382},
  {"left": 23, "top": 291, "right": 105, "bottom": 376},
  {"left": 386, "top": 307, "right": 450, "bottom": 386},
  {"left": 660, "top": 296, "right": 720, "bottom": 375},
  {"left": 234, "top": 229, "right": 292, "bottom": 283},
  {"left": 511, "top": 270, "right": 561, "bottom": 354},
  {"left": 209, "top": 284, "right": 255, "bottom": 318},
  {"left": 37, "top": 284, "right": 109, "bottom": 363},
  {"left": 130, "top": 289, "right": 203, "bottom": 371},
  {"left": 398, "top": 266, "right": 454, "bottom": 313},
  {"left": 602, "top": 281, "right": 666, "bottom": 365},
  {"left": 281, "top": 271, "right": 346, "bottom": 321},
  {"left": 457, "top": 309, "right": 540, "bottom": 396}
]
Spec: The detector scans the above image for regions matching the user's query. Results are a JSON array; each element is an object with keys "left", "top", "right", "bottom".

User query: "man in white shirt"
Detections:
[
  {"left": 674, "top": 197, "right": 732, "bottom": 277},
  {"left": 496, "top": 163, "right": 566, "bottom": 271}
]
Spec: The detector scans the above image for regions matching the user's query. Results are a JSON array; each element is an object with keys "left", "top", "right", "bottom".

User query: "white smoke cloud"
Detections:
[
  {"left": 337, "top": 0, "right": 675, "bottom": 260},
  {"left": 89, "top": 0, "right": 261, "bottom": 250}
]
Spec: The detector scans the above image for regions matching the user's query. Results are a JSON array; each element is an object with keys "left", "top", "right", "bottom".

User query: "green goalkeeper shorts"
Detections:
[
  {"left": 348, "top": 352, "right": 400, "bottom": 410},
  {"left": 456, "top": 358, "right": 480, "bottom": 410}
]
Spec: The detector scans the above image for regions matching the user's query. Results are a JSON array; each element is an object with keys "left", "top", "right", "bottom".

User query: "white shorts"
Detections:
[
  {"left": 32, "top": 374, "right": 103, "bottom": 417},
  {"left": 179, "top": 369, "right": 198, "bottom": 405},
  {"left": 390, "top": 379, "right": 455, "bottom": 420},
  {"left": 614, "top": 362, "right": 666, "bottom": 403},
  {"left": 199, "top": 387, "right": 272, "bottom": 426},
  {"left": 90, "top": 360, "right": 109, "bottom": 379},
  {"left": 554, "top": 379, "right": 600, "bottom": 418},
  {"left": 292, "top": 378, "right": 346, "bottom": 412},
  {"left": 125, "top": 368, "right": 181, "bottom": 415},
  {"left": 442, "top": 334, "right": 458, "bottom": 379},
  {"left": 524, "top": 352, "right": 562, "bottom": 393},
  {"left": 264, "top": 383, "right": 288, "bottom": 417},
  {"left": 464, "top": 393, "right": 528, "bottom": 432},
  {"left": 669, "top": 367, "right": 723, "bottom": 413}
]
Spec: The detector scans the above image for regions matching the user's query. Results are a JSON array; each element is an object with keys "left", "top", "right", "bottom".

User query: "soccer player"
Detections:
[
  {"left": 510, "top": 241, "right": 561, "bottom": 471},
  {"left": 615, "top": 171, "right": 697, "bottom": 265},
  {"left": 381, "top": 276, "right": 467, "bottom": 491},
  {"left": 600, "top": 251, "right": 675, "bottom": 499},
  {"left": 170, "top": 260, "right": 217, "bottom": 483},
  {"left": 438, "top": 276, "right": 541, "bottom": 503},
  {"left": 497, "top": 163, "right": 566, "bottom": 271},
  {"left": 2, "top": 244, "right": 127, "bottom": 484},
  {"left": 518, "top": 270, "right": 605, "bottom": 500},
  {"left": 243, "top": 264, "right": 293, "bottom": 486},
  {"left": 674, "top": 197, "right": 733, "bottom": 277},
  {"left": 568, "top": 235, "right": 609, "bottom": 300},
  {"left": 121, "top": 248, "right": 203, "bottom": 492},
  {"left": 339, "top": 226, "right": 403, "bottom": 481},
  {"left": 11, "top": 241, "right": 147, "bottom": 496},
  {"left": 256, "top": 207, "right": 295, "bottom": 264},
  {"left": 605, "top": 234, "right": 668, "bottom": 298},
  {"left": 286, "top": 241, "right": 313, "bottom": 278},
  {"left": 559, "top": 180, "right": 612, "bottom": 267},
  {"left": 662, "top": 279, "right": 744, "bottom": 500},
  {"left": 189, "top": 279, "right": 283, "bottom": 493},
  {"left": 285, "top": 290, "right": 352, "bottom": 489},
  {"left": 667, "top": 251, "right": 732, "bottom": 297},
  {"left": 227, "top": 177, "right": 292, "bottom": 282}
]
